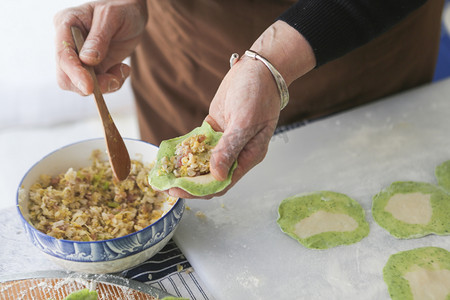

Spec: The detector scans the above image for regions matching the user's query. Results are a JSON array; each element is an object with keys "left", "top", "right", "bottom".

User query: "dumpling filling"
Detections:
[{"left": 160, "top": 134, "right": 212, "bottom": 177}]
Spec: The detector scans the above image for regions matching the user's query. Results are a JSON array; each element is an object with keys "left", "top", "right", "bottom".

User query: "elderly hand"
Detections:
[
  {"left": 54, "top": 0, "right": 147, "bottom": 95},
  {"left": 166, "top": 56, "right": 280, "bottom": 200},
  {"left": 167, "top": 21, "right": 316, "bottom": 199}
]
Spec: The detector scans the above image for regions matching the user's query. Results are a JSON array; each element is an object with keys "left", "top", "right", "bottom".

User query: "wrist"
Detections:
[
  {"left": 229, "top": 54, "right": 283, "bottom": 111},
  {"left": 249, "top": 20, "right": 316, "bottom": 85},
  {"left": 244, "top": 50, "right": 290, "bottom": 110}
]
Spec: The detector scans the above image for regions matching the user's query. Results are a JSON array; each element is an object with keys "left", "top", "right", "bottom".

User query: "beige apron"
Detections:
[{"left": 131, "top": 0, "right": 444, "bottom": 145}]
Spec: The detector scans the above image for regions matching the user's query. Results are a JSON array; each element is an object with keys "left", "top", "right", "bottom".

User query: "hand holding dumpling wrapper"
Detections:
[{"left": 149, "top": 121, "right": 238, "bottom": 197}]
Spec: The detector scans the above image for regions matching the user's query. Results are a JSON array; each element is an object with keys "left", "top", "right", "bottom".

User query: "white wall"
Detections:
[
  {"left": 0, "top": 1, "right": 139, "bottom": 210},
  {"left": 0, "top": 0, "right": 135, "bottom": 130}
]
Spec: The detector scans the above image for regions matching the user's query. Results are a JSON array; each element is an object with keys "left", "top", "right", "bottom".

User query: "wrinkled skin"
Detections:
[
  {"left": 167, "top": 57, "right": 280, "bottom": 199},
  {"left": 54, "top": 0, "right": 147, "bottom": 95},
  {"left": 54, "top": 0, "right": 315, "bottom": 199}
]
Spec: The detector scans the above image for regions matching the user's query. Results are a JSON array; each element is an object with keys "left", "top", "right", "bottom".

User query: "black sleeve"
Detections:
[{"left": 277, "top": 0, "right": 428, "bottom": 66}]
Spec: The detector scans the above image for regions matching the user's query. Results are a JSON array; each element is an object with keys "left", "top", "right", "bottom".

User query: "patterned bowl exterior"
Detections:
[
  {"left": 16, "top": 138, "right": 184, "bottom": 265},
  {"left": 19, "top": 197, "right": 184, "bottom": 262}
]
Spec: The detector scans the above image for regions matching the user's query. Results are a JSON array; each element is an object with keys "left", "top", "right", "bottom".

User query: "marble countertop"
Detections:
[
  {"left": 0, "top": 206, "right": 214, "bottom": 299},
  {"left": 0, "top": 206, "right": 63, "bottom": 276},
  {"left": 174, "top": 78, "right": 450, "bottom": 299}
]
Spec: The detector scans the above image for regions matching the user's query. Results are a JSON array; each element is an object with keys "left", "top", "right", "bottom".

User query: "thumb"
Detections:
[
  {"left": 208, "top": 119, "right": 251, "bottom": 182},
  {"left": 79, "top": 36, "right": 106, "bottom": 66},
  {"left": 79, "top": 16, "right": 116, "bottom": 66}
]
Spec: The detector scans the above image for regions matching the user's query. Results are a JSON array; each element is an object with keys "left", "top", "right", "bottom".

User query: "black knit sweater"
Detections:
[{"left": 278, "top": 0, "right": 428, "bottom": 66}]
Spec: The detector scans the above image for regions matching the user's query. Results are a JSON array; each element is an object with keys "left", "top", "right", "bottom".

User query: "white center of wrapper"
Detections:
[
  {"left": 384, "top": 192, "right": 432, "bottom": 224},
  {"left": 403, "top": 265, "right": 450, "bottom": 300},
  {"left": 294, "top": 210, "right": 358, "bottom": 239}
]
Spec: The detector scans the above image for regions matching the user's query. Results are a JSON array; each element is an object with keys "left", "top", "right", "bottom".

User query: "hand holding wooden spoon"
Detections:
[{"left": 71, "top": 26, "right": 131, "bottom": 181}]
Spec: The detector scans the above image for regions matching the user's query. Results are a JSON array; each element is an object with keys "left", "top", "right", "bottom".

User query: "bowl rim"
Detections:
[{"left": 16, "top": 137, "right": 183, "bottom": 244}]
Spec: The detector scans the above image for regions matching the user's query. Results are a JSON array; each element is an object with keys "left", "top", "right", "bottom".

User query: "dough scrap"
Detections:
[
  {"left": 277, "top": 191, "right": 369, "bottom": 249},
  {"left": 383, "top": 247, "right": 450, "bottom": 300}
]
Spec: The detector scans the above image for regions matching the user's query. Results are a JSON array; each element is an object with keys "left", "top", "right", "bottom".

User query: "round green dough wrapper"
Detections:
[
  {"left": 277, "top": 191, "right": 369, "bottom": 249},
  {"left": 383, "top": 247, "right": 450, "bottom": 300},
  {"left": 436, "top": 160, "right": 450, "bottom": 193},
  {"left": 64, "top": 289, "right": 98, "bottom": 300},
  {"left": 148, "top": 121, "right": 237, "bottom": 196},
  {"left": 372, "top": 181, "right": 450, "bottom": 239}
]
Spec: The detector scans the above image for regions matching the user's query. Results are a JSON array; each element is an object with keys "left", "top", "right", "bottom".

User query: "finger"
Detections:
[
  {"left": 95, "top": 63, "right": 131, "bottom": 93},
  {"left": 205, "top": 115, "right": 223, "bottom": 132},
  {"left": 54, "top": 11, "right": 94, "bottom": 95},
  {"left": 56, "top": 66, "right": 90, "bottom": 96},
  {"left": 56, "top": 42, "right": 93, "bottom": 95},
  {"left": 186, "top": 148, "right": 262, "bottom": 199},
  {"left": 79, "top": 6, "right": 118, "bottom": 66},
  {"left": 209, "top": 126, "right": 273, "bottom": 197},
  {"left": 205, "top": 115, "right": 241, "bottom": 181},
  {"left": 209, "top": 121, "right": 257, "bottom": 181},
  {"left": 166, "top": 141, "right": 261, "bottom": 200},
  {"left": 208, "top": 166, "right": 246, "bottom": 198}
]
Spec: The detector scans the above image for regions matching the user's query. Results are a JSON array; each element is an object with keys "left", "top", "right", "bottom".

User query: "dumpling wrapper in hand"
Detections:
[
  {"left": 277, "top": 191, "right": 369, "bottom": 249},
  {"left": 372, "top": 181, "right": 450, "bottom": 239},
  {"left": 383, "top": 247, "right": 450, "bottom": 300},
  {"left": 148, "top": 121, "right": 237, "bottom": 197}
]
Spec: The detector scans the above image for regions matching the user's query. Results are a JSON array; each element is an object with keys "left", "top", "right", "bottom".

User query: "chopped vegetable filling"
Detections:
[
  {"left": 160, "top": 134, "right": 212, "bottom": 177},
  {"left": 27, "top": 150, "right": 175, "bottom": 241}
]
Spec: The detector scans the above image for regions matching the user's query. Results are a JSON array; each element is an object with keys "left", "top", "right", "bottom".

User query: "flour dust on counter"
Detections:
[
  {"left": 277, "top": 191, "right": 369, "bottom": 249},
  {"left": 372, "top": 160, "right": 450, "bottom": 239},
  {"left": 383, "top": 247, "right": 450, "bottom": 300}
]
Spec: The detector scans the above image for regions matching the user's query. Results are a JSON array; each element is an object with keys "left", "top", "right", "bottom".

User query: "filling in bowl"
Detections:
[{"left": 26, "top": 150, "right": 176, "bottom": 241}]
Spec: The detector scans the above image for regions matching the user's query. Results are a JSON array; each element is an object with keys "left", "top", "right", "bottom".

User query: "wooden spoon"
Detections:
[{"left": 71, "top": 26, "right": 131, "bottom": 181}]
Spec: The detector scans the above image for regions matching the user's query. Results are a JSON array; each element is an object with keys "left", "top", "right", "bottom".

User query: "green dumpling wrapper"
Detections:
[
  {"left": 277, "top": 191, "right": 369, "bottom": 249},
  {"left": 436, "top": 159, "right": 450, "bottom": 192},
  {"left": 383, "top": 247, "right": 450, "bottom": 300},
  {"left": 64, "top": 289, "right": 98, "bottom": 300},
  {"left": 372, "top": 181, "right": 450, "bottom": 239},
  {"left": 148, "top": 121, "right": 237, "bottom": 196}
]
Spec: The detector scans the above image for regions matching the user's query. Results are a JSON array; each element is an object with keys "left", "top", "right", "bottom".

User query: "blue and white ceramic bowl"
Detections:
[{"left": 16, "top": 138, "right": 184, "bottom": 274}]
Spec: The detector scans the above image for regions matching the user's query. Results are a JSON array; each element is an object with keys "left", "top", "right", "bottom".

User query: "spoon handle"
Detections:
[{"left": 70, "top": 26, "right": 131, "bottom": 181}]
